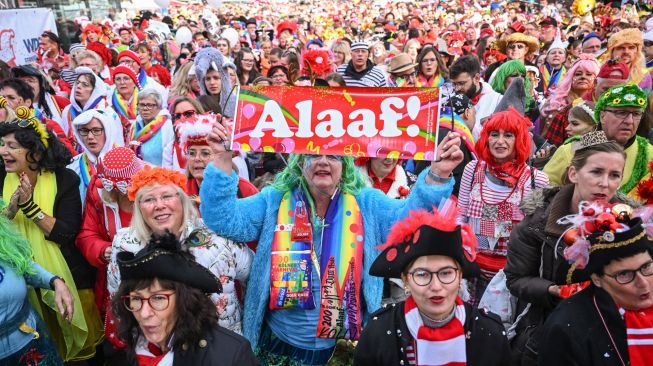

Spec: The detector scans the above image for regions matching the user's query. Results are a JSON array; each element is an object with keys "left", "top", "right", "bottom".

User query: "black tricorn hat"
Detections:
[
  {"left": 370, "top": 208, "right": 479, "bottom": 279},
  {"left": 117, "top": 232, "right": 222, "bottom": 294},
  {"left": 566, "top": 218, "right": 653, "bottom": 283}
]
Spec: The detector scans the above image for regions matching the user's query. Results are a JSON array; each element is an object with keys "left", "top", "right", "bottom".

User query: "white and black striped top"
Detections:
[{"left": 336, "top": 64, "right": 388, "bottom": 87}]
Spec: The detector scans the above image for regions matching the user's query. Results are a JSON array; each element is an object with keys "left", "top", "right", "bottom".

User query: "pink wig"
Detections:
[{"left": 546, "top": 54, "right": 600, "bottom": 112}]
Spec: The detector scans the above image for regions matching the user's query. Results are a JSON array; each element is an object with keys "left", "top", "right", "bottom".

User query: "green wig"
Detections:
[
  {"left": 0, "top": 203, "right": 34, "bottom": 276},
  {"left": 272, "top": 154, "right": 368, "bottom": 199},
  {"left": 491, "top": 60, "right": 533, "bottom": 110}
]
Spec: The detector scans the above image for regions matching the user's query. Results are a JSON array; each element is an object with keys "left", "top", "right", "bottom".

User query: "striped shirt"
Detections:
[{"left": 336, "top": 63, "right": 388, "bottom": 87}]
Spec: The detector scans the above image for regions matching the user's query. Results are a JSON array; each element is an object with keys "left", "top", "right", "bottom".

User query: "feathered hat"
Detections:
[
  {"left": 370, "top": 199, "right": 478, "bottom": 278},
  {"left": 174, "top": 112, "right": 215, "bottom": 152}
]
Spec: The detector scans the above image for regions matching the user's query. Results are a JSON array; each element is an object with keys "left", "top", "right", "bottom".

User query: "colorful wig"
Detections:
[
  {"left": 546, "top": 54, "right": 600, "bottom": 112},
  {"left": 490, "top": 60, "right": 530, "bottom": 94},
  {"left": 0, "top": 200, "right": 34, "bottom": 276},
  {"left": 475, "top": 107, "right": 533, "bottom": 165},
  {"left": 272, "top": 154, "right": 367, "bottom": 196}
]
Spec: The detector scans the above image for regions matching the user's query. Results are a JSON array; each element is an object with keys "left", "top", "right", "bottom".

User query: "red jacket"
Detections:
[{"left": 76, "top": 175, "right": 131, "bottom": 313}]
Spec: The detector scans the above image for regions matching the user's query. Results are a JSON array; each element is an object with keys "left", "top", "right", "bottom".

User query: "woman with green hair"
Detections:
[
  {"left": 0, "top": 206, "right": 74, "bottom": 365},
  {"left": 490, "top": 59, "right": 537, "bottom": 118},
  {"left": 200, "top": 117, "right": 464, "bottom": 365}
]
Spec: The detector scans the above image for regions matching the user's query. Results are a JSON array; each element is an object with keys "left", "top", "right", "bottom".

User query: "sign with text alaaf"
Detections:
[{"left": 231, "top": 86, "right": 441, "bottom": 160}]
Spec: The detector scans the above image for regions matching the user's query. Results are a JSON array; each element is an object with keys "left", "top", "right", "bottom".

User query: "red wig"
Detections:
[
  {"left": 475, "top": 107, "right": 532, "bottom": 165},
  {"left": 147, "top": 64, "right": 171, "bottom": 87}
]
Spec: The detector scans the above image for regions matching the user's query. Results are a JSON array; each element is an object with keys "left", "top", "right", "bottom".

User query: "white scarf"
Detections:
[
  {"left": 360, "top": 163, "right": 410, "bottom": 199},
  {"left": 135, "top": 335, "right": 174, "bottom": 366},
  {"left": 404, "top": 296, "right": 467, "bottom": 366}
]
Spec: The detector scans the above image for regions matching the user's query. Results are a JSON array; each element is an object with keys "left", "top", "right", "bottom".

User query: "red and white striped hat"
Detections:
[{"left": 174, "top": 112, "right": 216, "bottom": 152}]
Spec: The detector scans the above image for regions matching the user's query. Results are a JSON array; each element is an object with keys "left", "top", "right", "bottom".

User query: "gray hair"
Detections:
[
  {"left": 137, "top": 88, "right": 163, "bottom": 108},
  {"left": 129, "top": 184, "right": 198, "bottom": 243}
]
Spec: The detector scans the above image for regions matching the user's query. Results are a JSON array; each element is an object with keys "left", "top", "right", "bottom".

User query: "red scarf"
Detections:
[
  {"left": 487, "top": 161, "right": 527, "bottom": 188},
  {"left": 404, "top": 296, "right": 467, "bottom": 366},
  {"left": 135, "top": 342, "right": 171, "bottom": 366},
  {"left": 621, "top": 306, "right": 653, "bottom": 366}
]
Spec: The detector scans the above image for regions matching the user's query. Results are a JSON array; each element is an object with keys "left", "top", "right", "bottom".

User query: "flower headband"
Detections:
[{"left": 127, "top": 166, "right": 188, "bottom": 202}]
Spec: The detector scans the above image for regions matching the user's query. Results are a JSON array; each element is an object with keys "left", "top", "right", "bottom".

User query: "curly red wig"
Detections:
[
  {"left": 147, "top": 64, "right": 171, "bottom": 87},
  {"left": 475, "top": 107, "right": 532, "bottom": 165}
]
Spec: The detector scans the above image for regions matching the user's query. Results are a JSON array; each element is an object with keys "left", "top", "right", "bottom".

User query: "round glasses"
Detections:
[
  {"left": 409, "top": 267, "right": 459, "bottom": 286},
  {"left": 122, "top": 293, "right": 175, "bottom": 312},
  {"left": 604, "top": 261, "right": 653, "bottom": 285}
]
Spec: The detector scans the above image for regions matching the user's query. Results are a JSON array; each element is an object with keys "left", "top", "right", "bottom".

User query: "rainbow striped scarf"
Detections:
[
  {"left": 138, "top": 68, "right": 148, "bottom": 89},
  {"left": 78, "top": 153, "right": 96, "bottom": 189},
  {"left": 269, "top": 188, "right": 364, "bottom": 340},
  {"left": 416, "top": 74, "right": 445, "bottom": 88},
  {"left": 440, "top": 106, "right": 477, "bottom": 158},
  {"left": 112, "top": 87, "right": 138, "bottom": 121},
  {"left": 541, "top": 64, "right": 566, "bottom": 95},
  {"left": 130, "top": 114, "right": 168, "bottom": 158}
]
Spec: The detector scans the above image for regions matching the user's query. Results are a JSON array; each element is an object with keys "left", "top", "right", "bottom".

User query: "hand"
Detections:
[
  {"left": 4, "top": 190, "right": 20, "bottom": 218},
  {"left": 548, "top": 284, "right": 561, "bottom": 298},
  {"left": 207, "top": 114, "right": 230, "bottom": 155},
  {"left": 53, "top": 278, "right": 74, "bottom": 322},
  {"left": 17, "top": 172, "right": 33, "bottom": 205},
  {"left": 103, "top": 246, "right": 112, "bottom": 262},
  {"left": 430, "top": 132, "right": 463, "bottom": 178},
  {"left": 533, "top": 145, "right": 555, "bottom": 160}
]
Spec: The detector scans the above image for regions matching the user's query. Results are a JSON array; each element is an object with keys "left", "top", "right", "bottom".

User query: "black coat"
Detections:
[
  {"left": 537, "top": 284, "right": 629, "bottom": 366},
  {"left": 353, "top": 301, "right": 511, "bottom": 366},
  {"left": 0, "top": 168, "right": 95, "bottom": 289},
  {"left": 127, "top": 326, "right": 259, "bottom": 366}
]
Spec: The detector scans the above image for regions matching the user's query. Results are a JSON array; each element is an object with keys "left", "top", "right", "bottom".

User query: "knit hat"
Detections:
[
  {"left": 370, "top": 204, "right": 478, "bottom": 278},
  {"left": 69, "top": 43, "right": 85, "bottom": 54},
  {"left": 174, "top": 112, "right": 214, "bottom": 152},
  {"left": 350, "top": 41, "right": 369, "bottom": 52},
  {"left": 594, "top": 84, "right": 648, "bottom": 122},
  {"left": 117, "top": 49, "right": 141, "bottom": 66},
  {"left": 597, "top": 60, "right": 630, "bottom": 80},
  {"left": 86, "top": 41, "right": 112, "bottom": 67},
  {"left": 96, "top": 146, "right": 145, "bottom": 195},
  {"left": 127, "top": 165, "right": 187, "bottom": 201},
  {"left": 112, "top": 65, "right": 139, "bottom": 87}
]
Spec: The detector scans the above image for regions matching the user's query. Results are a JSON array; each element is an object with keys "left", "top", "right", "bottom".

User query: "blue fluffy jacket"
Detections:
[{"left": 200, "top": 163, "right": 454, "bottom": 349}]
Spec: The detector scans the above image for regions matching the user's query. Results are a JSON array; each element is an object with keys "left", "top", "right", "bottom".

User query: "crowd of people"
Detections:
[{"left": 2, "top": 0, "right": 653, "bottom": 365}]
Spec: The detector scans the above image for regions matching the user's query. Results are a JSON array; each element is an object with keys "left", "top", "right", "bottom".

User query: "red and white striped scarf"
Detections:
[
  {"left": 621, "top": 306, "right": 653, "bottom": 366},
  {"left": 404, "top": 295, "right": 467, "bottom": 366},
  {"left": 135, "top": 336, "right": 174, "bottom": 366}
]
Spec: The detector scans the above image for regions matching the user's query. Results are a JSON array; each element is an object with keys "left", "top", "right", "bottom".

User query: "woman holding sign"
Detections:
[{"left": 200, "top": 114, "right": 464, "bottom": 364}]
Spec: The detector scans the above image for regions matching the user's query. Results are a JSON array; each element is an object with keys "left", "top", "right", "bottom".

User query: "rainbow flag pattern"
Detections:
[{"left": 439, "top": 106, "right": 477, "bottom": 158}]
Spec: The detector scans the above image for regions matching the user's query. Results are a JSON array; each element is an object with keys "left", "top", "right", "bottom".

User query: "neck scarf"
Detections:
[
  {"left": 620, "top": 306, "right": 653, "bottom": 366},
  {"left": 269, "top": 188, "right": 364, "bottom": 340},
  {"left": 416, "top": 74, "right": 445, "bottom": 88},
  {"left": 79, "top": 153, "right": 97, "bottom": 189},
  {"left": 135, "top": 336, "right": 173, "bottom": 366},
  {"left": 344, "top": 60, "right": 374, "bottom": 80},
  {"left": 404, "top": 295, "right": 467, "bottom": 366},
  {"left": 541, "top": 64, "right": 566, "bottom": 93},
  {"left": 130, "top": 113, "right": 168, "bottom": 159},
  {"left": 487, "top": 160, "right": 527, "bottom": 188},
  {"left": 112, "top": 87, "right": 139, "bottom": 121},
  {"left": 138, "top": 68, "right": 148, "bottom": 89}
]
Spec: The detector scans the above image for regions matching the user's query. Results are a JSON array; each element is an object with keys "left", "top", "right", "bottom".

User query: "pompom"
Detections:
[
  {"left": 15, "top": 107, "right": 31, "bottom": 119},
  {"left": 0, "top": 95, "right": 6, "bottom": 109}
]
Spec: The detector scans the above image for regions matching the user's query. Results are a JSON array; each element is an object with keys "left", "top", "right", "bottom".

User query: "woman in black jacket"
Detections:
[
  {"left": 354, "top": 206, "right": 510, "bottom": 366},
  {"left": 538, "top": 217, "right": 653, "bottom": 365},
  {"left": 0, "top": 106, "right": 102, "bottom": 361},
  {"left": 504, "top": 133, "right": 633, "bottom": 364},
  {"left": 113, "top": 233, "right": 258, "bottom": 366}
]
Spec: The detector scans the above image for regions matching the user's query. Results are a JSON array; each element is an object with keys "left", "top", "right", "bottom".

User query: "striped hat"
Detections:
[
  {"left": 350, "top": 41, "right": 369, "bottom": 52},
  {"left": 96, "top": 147, "right": 145, "bottom": 194}
]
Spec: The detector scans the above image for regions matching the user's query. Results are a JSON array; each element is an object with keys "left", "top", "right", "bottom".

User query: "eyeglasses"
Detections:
[
  {"left": 173, "top": 110, "right": 196, "bottom": 121},
  {"left": 78, "top": 127, "right": 104, "bottom": 136},
  {"left": 138, "top": 103, "right": 158, "bottom": 110},
  {"left": 140, "top": 192, "right": 179, "bottom": 207},
  {"left": 421, "top": 58, "right": 437, "bottom": 64},
  {"left": 452, "top": 78, "right": 473, "bottom": 88},
  {"left": 122, "top": 292, "right": 175, "bottom": 312},
  {"left": 409, "top": 267, "right": 459, "bottom": 286},
  {"left": 508, "top": 43, "right": 526, "bottom": 50},
  {"left": 604, "top": 109, "right": 644, "bottom": 120},
  {"left": 120, "top": 59, "right": 137, "bottom": 66},
  {"left": 604, "top": 260, "right": 653, "bottom": 285},
  {"left": 307, "top": 154, "right": 342, "bottom": 162}
]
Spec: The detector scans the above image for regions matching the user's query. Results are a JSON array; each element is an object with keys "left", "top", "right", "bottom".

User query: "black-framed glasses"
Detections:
[
  {"left": 604, "top": 260, "right": 653, "bottom": 285},
  {"left": 78, "top": 127, "right": 104, "bottom": 136},
  {"left": 138, "top": 103, "right": 158, "bottom": 110},
  {"left": 122, "top": 292, "right": 175, "bottom": 312},
  {"left": 173, "top": 110, "right": 196, "bottom": 121},
  {"left": 604, "top": 109, "right": 644, "bottom": 120},
  {"left": 409, "top": 267, "right": 459, "bottom": 286}
]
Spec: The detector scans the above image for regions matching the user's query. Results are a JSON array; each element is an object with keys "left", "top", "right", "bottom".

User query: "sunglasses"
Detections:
[
  {"left": 508, "top": 44, "right": 526, "bottom": 50},
  {"left": 173, "top": 110, "right": 196, "bottom": 121}
]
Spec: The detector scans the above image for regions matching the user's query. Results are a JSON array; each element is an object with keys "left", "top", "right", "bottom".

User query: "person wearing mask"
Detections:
[
  {"left": 449, "top": 55, "right": 502, "bottom": 140},
  {"left": 336, "top": 41, "right": 388, "bottom": 87}
]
